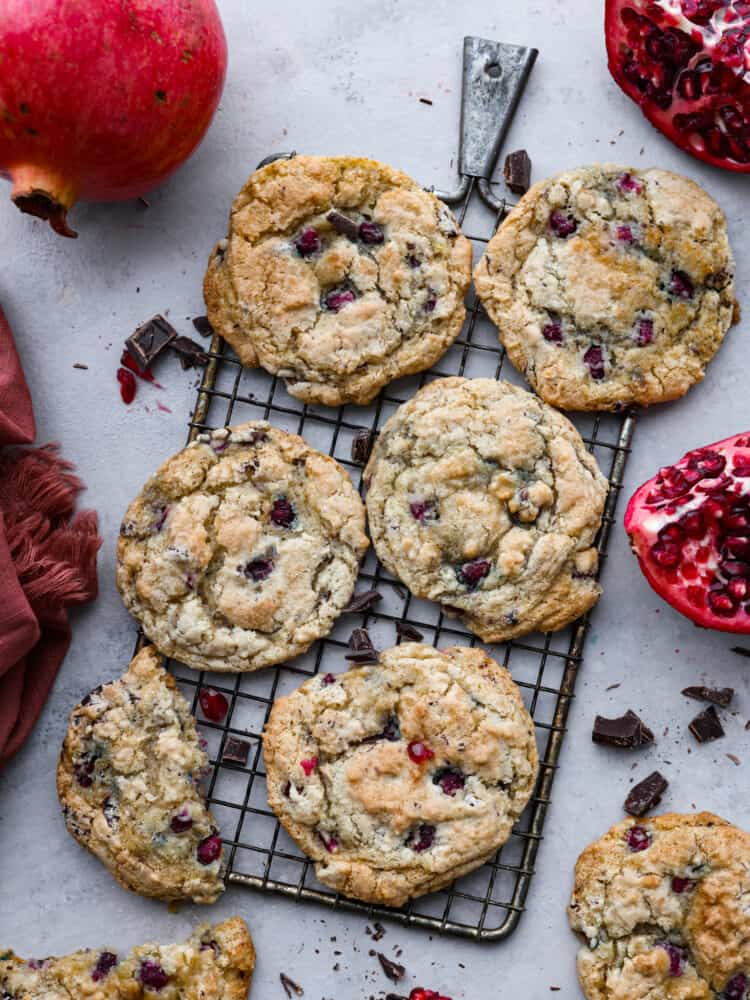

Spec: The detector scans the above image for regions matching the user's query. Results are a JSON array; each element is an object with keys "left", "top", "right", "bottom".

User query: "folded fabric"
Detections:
[{"left": 0, "top": 307, "right": 100, "bottom": 770}]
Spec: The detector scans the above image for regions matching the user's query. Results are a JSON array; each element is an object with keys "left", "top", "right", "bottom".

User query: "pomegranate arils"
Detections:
[
  {"left": 671, "top": 875, "right": 694, "bottom": 893},
  {"left": 616, "top": 223, "right": 635, "bottom": 243},
  {"left": 650, "top": 541, "right": 682, "bottom": 568},
  {"left": 658, "top": 941, "right": 686, "bottom": 977},
  {"left": 543, "top": 319, "right": 564, "bottom": 343},
  {"left": 117, "top": 367, "right": 137, "bottom": 404},
  {"left": 723, "top": 974, "right": 750, "bottom": 1000},
  {"left": 410, "top": 990, "right": 453, "bottom": 1000},
  {"left": 669, "top": 270, "right": 694, "bottom": 299},
  {"left": 583, "top": 345, "right": 606, "bottom": 380},
  {"left": 457, "top": 558, "right": 490, "bottom": 588},
  {"left": 433, "top": 767, "right": 465, "bottom": 796},
  {"left": 410, "top": 823, "right": 436, "bottom": 852},
  {"left": 679, "top": 510, "right": 706, "bottom": 538},
  {"left": 636, "top": 317, "right": 654, "bottom": 345},
  {"left": 244, "top": 557, "right": 274, "bottom": 581},
  {"left": 617, "top": 171, "right": 644, "bottom": 194},
  {"left": 407, "top": 741, "right": 435, "bottom": 764},
  {"left": 626, "top": 825, "right": 651, "bottom": 851},
  {"left": 320, "top": 832, "right": 339, "bottom": 853},
  {"left": 410, "top": 499, "right": 436, "bottom": 522},
  {"left": 270, "top": 497, "right": 295, "bottom": 527},
  {"left": 169, "top": 809, "right": 193, "bottom": 833},
  {"left": 300, "top": 757, "right": 318, "bottom": 776},
  {"left": 688, "top": 449, "right": 726, "bottom": 477},
  {"left": 549, "top": 209, "right": 578, "bottom": 237},
  {"left": 323, "top": 285, "right": 356, "bottom": 312},
  {"left": 197, "top": 834, "right": 222, "bottom": 865},
  {"left": 707, "top": 588, "right": 738, "bottom": 616},
  {"left": 92, "top": 952, "right": 118, "bottom": 982},
  {"left": 199, "top": 687, "right": 228, "bottom": 722},
  {"left": 359, "top": 221, "right": 384, "bottom": 244},
  {"left": 294, "top": 227, "right": 321, "bottom": 256},
  {"left": 139, "top": 960, "right": 170, "bottom": 990}
]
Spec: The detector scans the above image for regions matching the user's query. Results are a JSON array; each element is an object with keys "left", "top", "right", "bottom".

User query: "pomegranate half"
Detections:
[
  {"left": 0, "top": 0, "right": 227, "bottom": 237},
  {"left": 605, "top": 0, "right": 750, "bottom": 172},
  {"left": 625, "top": 432, "right": 750, "bottom": 632}
]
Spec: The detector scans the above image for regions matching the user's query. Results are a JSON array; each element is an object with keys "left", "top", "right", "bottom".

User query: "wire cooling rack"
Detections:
[{"left": 162, "top": 39, "right": 638, "bottom": 942}]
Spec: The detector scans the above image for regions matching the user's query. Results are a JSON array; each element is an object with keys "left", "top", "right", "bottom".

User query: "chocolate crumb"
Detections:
[
  {"left": 592, "top": 709, "right": 654, "bottom": 749},
  {"left": 343, "top": 590, "right": 382, "bottom": 615},
  {"left": 279, "top": 972, "right": 303, "bottom": 997},
  {"left": 72, "top": 362, "right": 89, "bottom": 370},
  {"left": 221, "top": 736, "right": 250, "bottom": 766},
  {"left": 503, "top": 149, "right": 532, "bottom": 195},
  {"left": 624, "top": 770, "right": 668, "bottom": 816},
  {"left": 125, "top": 314, "right": 177, "bottom": 369},
  {"left": 731, "top": 646, "right": 750, "bottom": 659},
  {"left": 345, "top": 627, "right": 380, "bottom": 663},
  {"left": 377, "top": 953, "right": 405, "bottom": 984},
  {"left": 170, "top": 335, "right": 209, "bottom": 369},
  {"left": 682, "top": 685, "right": 734, "bottom": 708},
  {"left": 389, "top": 581, "right": 407, "bottom": 600},
  {"left": 727, "top": 753, "right": 741, "bottom": 766},
  {"left": 372, "top": 922, "right": 386, "bottom": 942},
  {"left": 419, "top": 97, "right": 433, "bottom": 105},
  {"left": 605, "top": 683, "right": 621, "bottom": 692},
  {"left": 137, "top": 196, "right": 150, "bottom": 208},
  {"left": 688, "top": 705, "right": 725, "bottom": 744},
  {"left": 192, "top": 315, "right": 214, "bottom": 338},
  {"left": 351, "top": 428, "right": 376, "bottom": 465},
  {"left": 395, "top": 621, "right": 424, "bottom": 642}
]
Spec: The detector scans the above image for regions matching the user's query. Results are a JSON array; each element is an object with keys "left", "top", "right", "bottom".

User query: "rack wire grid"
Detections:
[{"left": 163, "top": 165, "right": 637, "bottom": 942}]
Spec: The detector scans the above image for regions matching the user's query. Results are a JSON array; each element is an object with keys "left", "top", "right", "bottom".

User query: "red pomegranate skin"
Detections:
[
  {"left": 0, "top": 0, "right": 227, "bottom": 235},
  {"left": 625, "top": 432, "right": 750, "bottom": 633}
]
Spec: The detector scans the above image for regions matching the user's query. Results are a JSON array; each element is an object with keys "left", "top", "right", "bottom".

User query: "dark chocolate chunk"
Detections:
[
  {"left": 395, "top": 621, "right": 424, "bottom": 642},
  {"left": 125, "top": 314, "right": 177, "bottom": 369},
  {"left": 170, "top": 335, "right": 209, "bottom": 369},
  {"left": 624, "top": 771, "right": 668, "bottom": 817},
  {"left": 345, "top": 627, "right": 380, "bottom": 663},
  {"left": 592, "top": 709, "right": 654, "bottom": 749},
  {"left": 372, "top": 922, "right": 386, "bottom": 942},
  {"left": 279, "top": 972, "right": 304, "bottom": 998},
  {"left": 351, "top": 428, "right": 376, "bottom": 465},
  {"left": 342, "top": 590, "right": 382, "bottom": 614},
  {"left": 377, "top": 953, "right": 405, "bottom": 984},
  {"left": 731, "top": 646, "right": 750, "bottom": 659},
  {"left": 221, "top": 736, "right": 250, "bottom": 765},
  {"left": 192, "top": 315, "right": 214, "bottom": 338},
  {"left": 682, "top": 685, "right": 734, "bottom": 708},
  {"left": 327, "top": 210, "right": 360, "bottom": 241},
  {"left": 688, "top": 705, "right": 725, "bottom": 743},
  {"left": 503, "top": 149, "right": 532, "bottom": 195}
]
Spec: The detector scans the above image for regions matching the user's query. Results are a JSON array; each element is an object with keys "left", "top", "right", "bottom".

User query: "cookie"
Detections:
[
  {"left": 364, "top": 377, "right": 608, "bottom": 642},
  {"left": 0, "top": 917, "right": 255, "bottom": 999},
  {"left": 117, "top": 421, "right": 368, "bottom": 673},
  {"left": 263, "top": 642, "right": 538, "bottom": 907},
  {"left": 204, "top": 154, "right": 472, "bottom": 406},
  {"left": 569, "top": 812, "right": 750, "bottom": 1000},
  {"left": 57, "top": 646, "right": 224, "bottom": 904},
  {"left": 474, "top": 165, "right": 737, "bottom": 411}
]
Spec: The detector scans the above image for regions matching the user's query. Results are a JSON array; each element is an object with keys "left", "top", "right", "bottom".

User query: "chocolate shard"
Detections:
[
  {"left": 592, "top": 709, "right": 654, "bottom": 749},
  {"left": 624, "top": 771, "right": 668, "bottom": 817},
  {"left": 170, "top": 335, "right": 209, "bottom": 369},
  {"left": 731, "top": 646, "right": 750, "bottom": 659},
  {"left": 395, "top": 621, "right": 424, "bottom": 642},
  {"left": 345, "top": 627, "right": 380, "bottom": 663},
  {"left": 221, "top": 736, "right": 250, "bottom": 765},
  {"left": 342, "top": 590, "right": 382, "bottom": 615},
  {"left": 503, "top": 149, "right": 532, "bottom": 195},
  {"left": 682, "top": 685, "right": 734, "bottom": 708},
  {"left": 279, "top": 972, "right": 304, "bottom": 998},
  {"left": 689, "top": 705, "right": 725, "bottom": 744},
  {"left": 351, "top": 428, "right": 377, "bottom": 465},
  {"left": 327, "top": 210, "right": 361, "bottom": 241},
  {"left": 125, "top": 314, "right": 178, "bottom": 369},
  {"left": 377, "top": 953, "right": 405, "bottom": 984},
  {"left": 192, "top": 315, "right": 214, "bottom": 338}
]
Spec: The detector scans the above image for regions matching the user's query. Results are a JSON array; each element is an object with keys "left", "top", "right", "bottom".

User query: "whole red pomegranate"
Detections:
[
  {"left": 606, "top": 0, "right": 750, "bottom": 172},
  {"left": 625, "top": 432, "right": 750, "bottom": 632},
  {"left": 0, "top": 0, "right": 227, "bottom": 237}
]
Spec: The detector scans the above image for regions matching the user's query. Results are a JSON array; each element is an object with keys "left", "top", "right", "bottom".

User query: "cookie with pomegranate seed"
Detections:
[
  {"left": 474, "top": 164, "right": 737, "bottom": 411},
  {"left": 57, "top": 646, "right": 224, "bottom": 903},
  {"left": 0, "top": 917, "right": 255, "bottom": 999},
  {"left": 263, "top": 642, "right": 538, "bottom": 907},
  {"left": 364, "top": 377, "right": 608, "bottom": 642},
  {"left": 203, "top": 154, "right": 472, "bottom": 406},
  {"left": 569, "top": 812, "right": 750, "bottom": 1000},
  {"left": 117, "top": 420, "right": 368, "bottom": 672}
]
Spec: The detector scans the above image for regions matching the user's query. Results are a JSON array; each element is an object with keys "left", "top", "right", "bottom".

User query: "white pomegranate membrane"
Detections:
[{"left": 624, "top": 432, "right": 750, "bottom": 631}]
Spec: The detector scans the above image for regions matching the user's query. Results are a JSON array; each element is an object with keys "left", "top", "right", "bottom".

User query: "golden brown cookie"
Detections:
[
  {"left": 204, "top": 154, "right": 472, "bottom": 406},
  {"left": 474, "top": 165, "right": 737, "bottom": 411},
  {"left": 263, "top": 642, "right": 538, "bottom": 907}
]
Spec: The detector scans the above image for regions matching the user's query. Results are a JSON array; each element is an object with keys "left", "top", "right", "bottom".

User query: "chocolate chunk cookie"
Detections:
[
  {"left": 204, "top": 155, "right": 472, "bottom": 406},
  {"left": 57, "top": 647, "right": 224, "bottom": 903},
  {"left": 569, "top": 812, "right": 750, "bottom": 1000},
  {"left": 1, "top": 917, "right": 255, "bottom": 999},
  {"left": 117, "top": 421, "right": 368, "bottom": 673},
  {"left": 263, "top": 642, "right": 538, "bottom": 907},
  {"left": 474, "top": 165, "right": 737, "bottom": 411},
  {"left": 364, "top": 377, "right": 608, "bottom": 642}
]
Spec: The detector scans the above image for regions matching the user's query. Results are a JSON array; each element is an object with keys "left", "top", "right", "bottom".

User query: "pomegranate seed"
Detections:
[
  {"left": 659, "top": 523, "right": 684, "bottom": 543},
  {"left": 458, "top": 558, "right": 490, "bottom": 588},
  {"left": 707, "top": 588, "right": 738, "bottom": 616},
  {"left": 616, "top": 223, "right": 635, "bottom": 243},
  {"left": 650, "top": 542, "right": 682, "bottom": 568},
  {"left": 658, "top": 941, "right": 686, "bottom": 977},
  {"left": 543, "top": 320, "right": 564, "bottom": 343},
  {"left": 433, "top": 767, "right": 465, "bottom": 796},
  {"left": 300, "top": 757, "right": 319, "bottom": 776},
  {"left": 723, "top": 973, "right": 749, "bottom": 1000},
  {"left": 117, "top": 367, "right": 137, "bottom": 404},
  {"left": 626, "top": 825, "right": 651, "bottom": 851},
  {"left": 669, "top": 270, "right": 694, "bottom": 299},
  {"left": 410, "top": 823, "right": 436, "bottom": 852},
  {"left": 407, "top": 741, "right": 435, "bottom": 764},
  {"left": 199, "top": 688, "right": 228, "bottom": 722},
  {"left": 139, "top": 961, "right": 170, "bottom": 990},
  {"left": 92, "top": 952, "right": 118, "bottom": 982},
  {"left": 322, "top": 673, "right": 336, "bottom": 685},
  {"left": 583, "top": 345, "right": 606, "bottom": 380},
  {"left": 244, "top": 557, "right": 274, "bottom": 581},
  {"left": 359, "top": 221, "right": 384, "bottom": 244},
  {"left": 549, "top": 209, "right": 578, "bottom": 237},
  {"left": 270, "top": 497, "right": 295, "bottom": 527},
  {"left": 687, "top": 449, "right": 726, "bottom": 477},
  {"left": 410, "top": 990, "right": 453, "bottom": 1000},
  {"left": 197, "top": 834, "right": 222, "bottom": 865},
  {"left": 169, "top": 809, "right": 193, "bottom": 833},
  {"left": 679, "top": 510, "right": 706, "bottom": 538},
  {"left": 617, "top": 172, "right": 643, "bottom": 194},
  {"left": 410, "top": 500, "right": 435, "bottom": 522},
  {"left": 671, "top": 876, "right": 694, "bottom": 893},
  {"left": 323, "top": 286, "right": 356, "bottom": 312},
  {"left": 727, "top": 578, "right": 749, "bottom": 601},
  {"left": 294, "top": 227, "right": 320, "bottom": 256},
  {"left": 320, "top": 832, "right": 339, "bottom": 853},
  {"left": 721, "top": 560, "right": 750, "bottom": 577},
  {"left": 636, "top": 317, "right": 654, "bottom": 345}
]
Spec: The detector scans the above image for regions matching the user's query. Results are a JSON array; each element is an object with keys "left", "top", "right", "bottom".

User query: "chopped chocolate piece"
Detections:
[
  {"left": 372, "top": 921, "right": 386, "bottom": 942},
  {"left": 592, "top": 709, "right": 654, "bottom": 749},
  {"left": 192, "top": 315, "right": 214, "bottom": 338},
  {"left": 343, "top": 590, "right": 382, "bottom": 615},
  {"left": 389, "top": 580, "right": 407, "bottom": 600},
  {"left": 280, "top": 972, "right": 304, "bottom": 998},
  {"left": 345, "top": 627, "right": 380, "bottom": 663},
  {"left": 72, "top": 362, "right": 88, "bottom": 370},
  {"left": 605, "top": 682, "right": 621, "bottom": 692},
  {"left": 377, "top": 953, "right": 405, "bottom": 984},
  {"left": 689, "top": 705, "right": 725, "bottom": 743},
  {"left": 395, "top": 621, "right": 424, "bottom": 642},
  {"left": 221, "top": 736, "right": 250, "bottom": 765},
  {"left": 624, "top": 771, "right": 668, "bottom": 816},
  {"left": 125, "top": 314, "right": 177, "bottom": 369},
  {"left": 727, "top": 753, "right": 741, "bottom": 766},
  {"left": 731, "top": 646, "right": 750, "bottom": 659},
  {"left": 503, "top": 149, "right": 532, "bottom": 195},
  {"left": 327, "top": 210, "right": 360, "bottom": 241},
  {"left": 170, "top": 335, "right": 209, "bottom": 369},
  {"left": 419, "top": 97, "right": 433, "bottom": 105},
  {"left": 351, "top": 428, "right": 376, "bottom": 465},
  {"left": 682, "top": 685, "right": 734, "bottom": 708}
]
